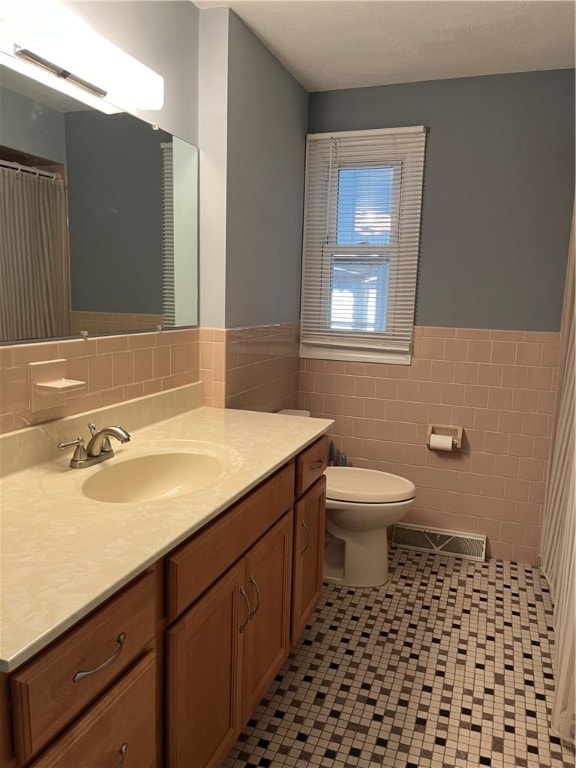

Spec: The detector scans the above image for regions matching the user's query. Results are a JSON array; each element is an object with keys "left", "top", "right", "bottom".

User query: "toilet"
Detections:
[
  {"left": 276, "top": 411, "right": 416, "bottom": 588},
  {"left": 324, "top": 467, "right": 416, "bottom": 587}
]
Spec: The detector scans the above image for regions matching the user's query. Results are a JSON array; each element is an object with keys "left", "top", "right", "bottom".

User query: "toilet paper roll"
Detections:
[{"left": 429, "top": 434, "right": 454, "bottom": 451}]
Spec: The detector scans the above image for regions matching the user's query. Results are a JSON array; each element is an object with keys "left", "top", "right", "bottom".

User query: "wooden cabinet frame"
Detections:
[
  {"left": 166, "top": 513, "right": 293, "bottom": 768},
  {"left": 166, "top": 563, "right": 244, "bottom": 768},
  {"left": 291, "top": 476, "right": 326, "bottom": 645}
]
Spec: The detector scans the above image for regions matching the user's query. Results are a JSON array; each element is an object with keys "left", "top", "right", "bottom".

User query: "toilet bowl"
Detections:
[{"left": 324, "top": 467, "right": 415, "bottom": 587}]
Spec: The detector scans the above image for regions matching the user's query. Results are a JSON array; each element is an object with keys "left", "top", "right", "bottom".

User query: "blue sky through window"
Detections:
[
  {"left": 330, "top": 261, "right": 388, "bottom": 332},
  {"left": 329, "top": 165, "right": 393, "bottom": 332},
  {"left": 336, "top": 166, "right": 394, "bottom": 246}
]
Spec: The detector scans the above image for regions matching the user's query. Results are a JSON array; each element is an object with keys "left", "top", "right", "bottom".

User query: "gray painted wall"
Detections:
[
  {"left": 309, "top": 70, "right": 575, "bottom": 332},
  {"left": 197, "top": 8, "right": 308, "bottom": 329},
  {"left": 0, "top": 87, "right": 66, "bottom": 163},
  {"left": 225, "top": 11, "right": 308, "bottom": 328},
  {"left": 66, "top": 111, "right": 170, "bottom": 314}
]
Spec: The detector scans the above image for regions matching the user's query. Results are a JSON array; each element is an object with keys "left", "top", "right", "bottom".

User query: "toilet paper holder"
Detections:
[{"left": 426, "top": 424, "right": 463, "bottom": 450}]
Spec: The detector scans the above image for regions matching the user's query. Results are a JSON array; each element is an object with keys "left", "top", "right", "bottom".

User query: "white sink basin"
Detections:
[{"left": 81, "top": 452, "right": 225, "bottom": 503}]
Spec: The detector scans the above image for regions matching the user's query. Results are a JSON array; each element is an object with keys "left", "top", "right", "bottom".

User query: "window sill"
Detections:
[{"left": 299, "top": 342, "right": 412, "bottom": 366}]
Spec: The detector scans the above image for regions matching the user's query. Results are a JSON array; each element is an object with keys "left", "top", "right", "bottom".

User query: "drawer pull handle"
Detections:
[
  {"left": 116, "top": 743, "right": 128, "bottom": 768},
  {"left": 239, "top": 587, "right": 251, "bottom": 633},
  {"left": 309, "top": 459, "right": 324, "bottom": 470},
  {"left": 301, "top": 520, "right": 310, "bottom": 556},
  {"left": 249, "top": 576, "right": 260, "bottom": 619},
  {"left": 73, "top": 633, "right": 127, "bottom": 682}
]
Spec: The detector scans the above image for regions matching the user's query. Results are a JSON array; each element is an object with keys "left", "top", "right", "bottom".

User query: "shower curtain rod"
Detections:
[{"left": 0, "top": 158, "right": 60, "bottom": 180}]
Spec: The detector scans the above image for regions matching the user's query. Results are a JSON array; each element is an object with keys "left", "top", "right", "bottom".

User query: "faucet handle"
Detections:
[
  {"left": 57, "top": 436, "right": 88, "bottom": 463},
  {"left": 88, "top": 423, "right": 112, "bottom": 453}
]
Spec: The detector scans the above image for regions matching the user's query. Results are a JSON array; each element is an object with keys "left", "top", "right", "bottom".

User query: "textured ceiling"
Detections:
[{"left": 193, "top": 0, "right": 576, "bottom": 91}]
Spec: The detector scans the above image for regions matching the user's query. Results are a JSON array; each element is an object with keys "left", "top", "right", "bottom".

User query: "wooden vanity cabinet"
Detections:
[
  {"left": 296, "top": 435, "right": 328, "bottom": 496},
  {"left": 7, "top": 572, "right": 157, "bottom": 767},
  {"left": 240, "top": 512, "right": 293, "bottom": 723},
  {"left": 28, "top": 653, "right": 157, "bottom": 768},
  {"left": 291, "top": 435, "right": 328, "bottom": 645},
  {"left": 165, "top": 467, "right": 295, "bottom": 768},
  {"left": 165, "top": 464, "right": 295, "bottom": 622},
  {"left": 166, "top": 437, "right": 328, "bottom": 768},
  {"left": 166, "top": 562, "right": 244, "bottom": 768},
  {"left": 1, "top": 435, "right": 329, "bottom": 768},
  {"left": 291, "top": 475, "right": 326, "bottom": 645}
]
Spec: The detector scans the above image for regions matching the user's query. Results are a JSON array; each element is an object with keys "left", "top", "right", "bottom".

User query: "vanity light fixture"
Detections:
[
  {"left": 0, "top": 0, "right": 164, "bottom": 114},
  {"left": 1, "top": 43, "right": 121, "bottom": 115}
]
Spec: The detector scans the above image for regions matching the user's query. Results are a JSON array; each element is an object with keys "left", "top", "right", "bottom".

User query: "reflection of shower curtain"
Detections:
[
  {"left": 0, "top": 167, "right": 70, "bottom": 340},
  {"left": 540, "top": 206, "right": 575, "bottom": 745}
]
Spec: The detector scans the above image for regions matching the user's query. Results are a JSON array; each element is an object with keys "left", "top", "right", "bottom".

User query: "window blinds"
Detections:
[
  {"left": 300, "top": 127, "right": 426, "bottom": 364},
  {"left": 161, "top": 142, "right": 175, "bottom": 328}
]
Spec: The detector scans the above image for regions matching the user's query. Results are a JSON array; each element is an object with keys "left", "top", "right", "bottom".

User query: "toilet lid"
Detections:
[{"left": 325, "top": 467, "right": 416, "bottom": 503}]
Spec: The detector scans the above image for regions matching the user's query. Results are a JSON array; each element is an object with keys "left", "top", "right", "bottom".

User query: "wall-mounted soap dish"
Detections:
[{"left": 29, "top": 360, "right": 86, "bottom": 411}]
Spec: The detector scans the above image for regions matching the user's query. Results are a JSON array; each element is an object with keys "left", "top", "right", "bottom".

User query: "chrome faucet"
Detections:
[
  {"left": 86, "top": 424, "right": 131, "bottom": 457},
  {"left": 58, "top": 424, "right": 131, "bottom": 469}
]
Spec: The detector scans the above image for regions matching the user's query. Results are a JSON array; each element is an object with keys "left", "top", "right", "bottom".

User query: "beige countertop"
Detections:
[{"left": 0, "top": 386, "right": 332, "bottom": 672}]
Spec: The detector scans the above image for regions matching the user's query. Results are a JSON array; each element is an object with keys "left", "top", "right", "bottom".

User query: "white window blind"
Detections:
[
  {"left": 161, "top": 141, "right": 175, "bottom": 328},
  {"left": 300, "top": 126, "right": 426, "bottom": 364}
]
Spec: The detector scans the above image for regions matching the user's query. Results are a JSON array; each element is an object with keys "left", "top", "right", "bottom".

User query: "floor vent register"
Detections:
[{"left": 392, "top": 523, "right": 487, "bottom": 562}]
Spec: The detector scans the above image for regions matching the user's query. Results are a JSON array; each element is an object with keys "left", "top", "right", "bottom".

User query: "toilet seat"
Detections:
[{"left": 325, "top": 467, "right": 415, "bottom": 504}]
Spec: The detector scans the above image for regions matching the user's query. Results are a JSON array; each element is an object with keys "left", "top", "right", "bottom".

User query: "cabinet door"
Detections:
[
  {"left": 166, "top": 562, "right": 245, "bottom": 768},
  {"left": 29, "top": 653, "right": 156, "bottom": 768},
  {"left": 291, "top": 476, "right": 326, "bottom": 645},
  {"left": 241, "top": 513, "right": 293, "bottom": 724}
]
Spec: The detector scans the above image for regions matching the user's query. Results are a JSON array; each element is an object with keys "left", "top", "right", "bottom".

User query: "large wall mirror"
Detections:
[{"left": 0, "top": 65, "right": 198, "bottom": 343}]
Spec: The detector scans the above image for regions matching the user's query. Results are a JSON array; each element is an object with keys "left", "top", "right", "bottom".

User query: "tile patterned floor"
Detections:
[{"left": 223, "top": 548, "right": 575, "bottom": 768}]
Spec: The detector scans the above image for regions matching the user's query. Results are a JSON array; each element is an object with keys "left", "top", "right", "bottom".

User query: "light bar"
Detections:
[{"left": 0, "top": 0, "right": 164, "bottom": 114}]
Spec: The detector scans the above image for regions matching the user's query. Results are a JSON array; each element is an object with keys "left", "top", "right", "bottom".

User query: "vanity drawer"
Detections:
[
  {"left": 296, "top": 436, "right": 329, "bottom": 497},
  {"left": 11, "top": 572, "right": 156, "bottom": 763},
  {"left": 167, "top": 463, "right": 295, "bottom": 621},
  {"left": 29, "top": 652, "right": 156, "bottom": 768}
]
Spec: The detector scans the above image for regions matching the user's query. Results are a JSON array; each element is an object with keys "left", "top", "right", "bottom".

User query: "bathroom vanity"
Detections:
[{"left": 0, "top": 385, "right": 331, "bottom": 768}]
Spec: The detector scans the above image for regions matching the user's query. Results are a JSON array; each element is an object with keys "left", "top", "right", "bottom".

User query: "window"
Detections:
[{"left": 300, "top": 127, "right": 426, "bottom": 364}]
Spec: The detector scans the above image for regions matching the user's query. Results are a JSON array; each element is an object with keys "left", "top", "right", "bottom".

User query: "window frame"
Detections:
[{"left": 299, "top": 126, "right": 426, "bottom": 365}]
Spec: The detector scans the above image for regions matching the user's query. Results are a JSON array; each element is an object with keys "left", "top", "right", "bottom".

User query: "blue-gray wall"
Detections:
[
  {"left": 66, "top": 111, "right": 170, "bottom": 314},
  {"left": 309, "top": 70, "right": 575, "bottom": 332},
  {"left": 0, "top": 87, "right": 66, "bottom": 163},
  {"left": 224, "top": 11, "right": 308, "bottom": 328}
]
